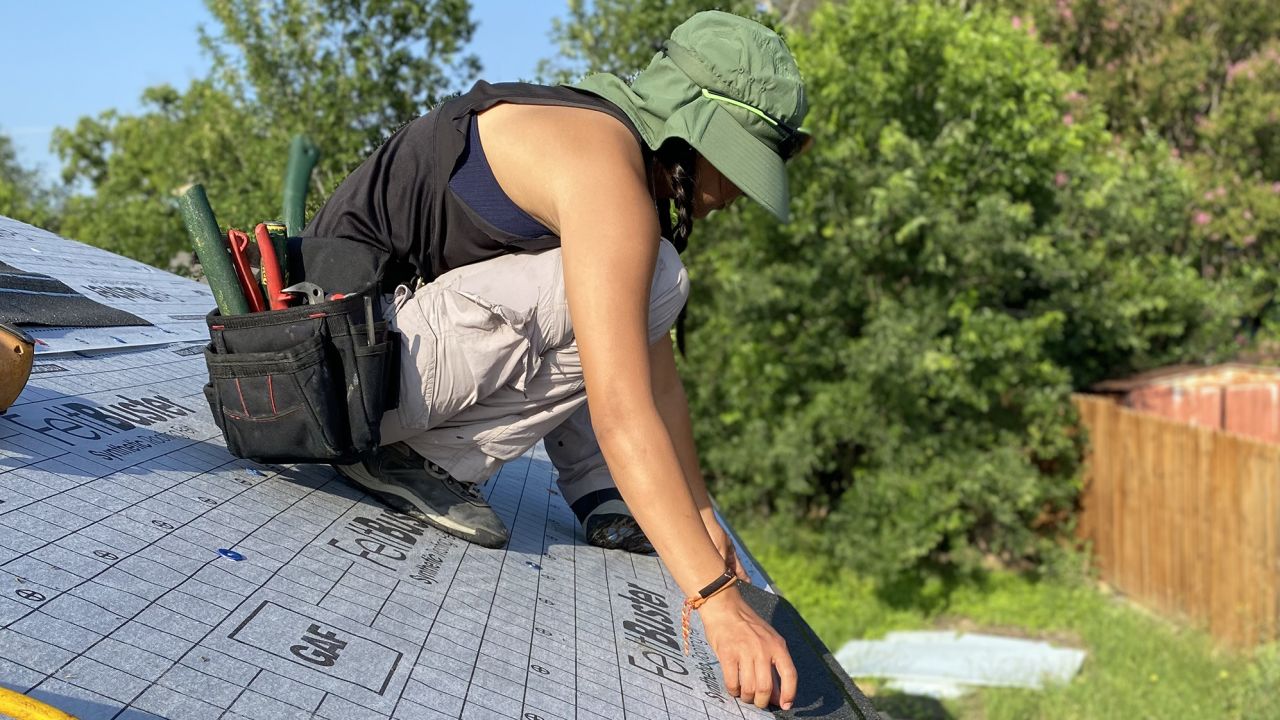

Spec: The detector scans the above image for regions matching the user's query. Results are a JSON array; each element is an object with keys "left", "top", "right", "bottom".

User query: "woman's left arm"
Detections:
[{"left": 649, "top": 333, "right": 750, "bottom": 581}]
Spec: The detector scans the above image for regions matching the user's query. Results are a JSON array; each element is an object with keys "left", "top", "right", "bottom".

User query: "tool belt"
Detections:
[
  {"left": 201, "top": 289, "right": 398, "bottom": 464},
  {"left": 182, "top": 155, "right": 398, "bottom": 465}
]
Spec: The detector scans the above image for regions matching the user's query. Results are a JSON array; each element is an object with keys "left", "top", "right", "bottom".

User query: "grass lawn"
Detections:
[{"left": 736, "top": 526, "right": 1280, "bottom": 720}]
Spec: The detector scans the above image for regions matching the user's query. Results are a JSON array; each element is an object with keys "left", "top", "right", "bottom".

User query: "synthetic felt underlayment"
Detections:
[{"left": 0, "top": 216, "right": 879, "bottom": 720}]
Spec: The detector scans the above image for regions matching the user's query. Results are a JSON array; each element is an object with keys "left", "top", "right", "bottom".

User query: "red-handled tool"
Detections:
[
  {"left": 255, "top": 222, "right": 291, "bottom": 310},
  {"left": 226, "top": 229, "right": 266, "bottom": 313}
]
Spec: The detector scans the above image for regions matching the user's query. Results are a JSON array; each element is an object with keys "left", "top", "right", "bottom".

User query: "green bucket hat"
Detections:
[{"left": 571, "top": 10, "right": 809, "bottom": 223}]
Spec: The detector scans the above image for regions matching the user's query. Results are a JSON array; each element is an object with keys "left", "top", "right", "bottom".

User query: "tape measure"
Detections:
[{"left": 0, "top": 323, "right": 36, "bottom": 413}]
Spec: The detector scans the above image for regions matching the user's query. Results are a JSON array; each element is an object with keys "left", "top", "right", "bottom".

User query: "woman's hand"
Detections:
[{"left": 699, "top": 586, "right": 797, "bottom": 710}]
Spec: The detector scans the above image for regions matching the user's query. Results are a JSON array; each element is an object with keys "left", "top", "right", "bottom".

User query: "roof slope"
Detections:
[{"left": 0, "top": 216, "right": 877, "bottom": 720}]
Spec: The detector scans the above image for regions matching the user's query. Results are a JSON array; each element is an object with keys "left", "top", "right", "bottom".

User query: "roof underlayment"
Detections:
[{"left": 0, "top": 216, "right": 878, "bottom": 720}]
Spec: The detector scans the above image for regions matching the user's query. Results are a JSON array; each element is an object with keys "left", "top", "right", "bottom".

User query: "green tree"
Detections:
[
  {"left": 995, "top": 0, "right": 1280, "bottom": 150},
  {"left": 199, "top": 0, "right": 478, "bottom": 192},
  {"left": 692, "top": 0, "right": 1236, "bottom": 577},
  {"left": 541, "top": 0, "right": 765, "bottom": 81},
  {"left": 54, "top": 0, "right": 478, "bottom": 270},
  {"left": 0, "top": 132, "right": 59, "bottom": 231},
  {"left": 551, "top": 0, "right": 1238, "bottom": 578},
  {"left": 993, "top": 0, "right": 1280, "bottom": 336},
  {"left": 54, "top": 82, "right": 257, "bottom": 268}
]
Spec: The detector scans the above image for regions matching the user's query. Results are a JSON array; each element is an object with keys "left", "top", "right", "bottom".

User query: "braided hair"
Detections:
[
  {"left": 654, "top": 140, "right": 697, "bottom": 253},
  {"left": 653, "top": 140, "right": 698, "bottom": 353}
]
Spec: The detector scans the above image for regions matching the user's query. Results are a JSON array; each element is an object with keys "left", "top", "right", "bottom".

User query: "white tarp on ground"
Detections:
[{"left": 836, "top": 630, "right": 1087, "bottom": 699}]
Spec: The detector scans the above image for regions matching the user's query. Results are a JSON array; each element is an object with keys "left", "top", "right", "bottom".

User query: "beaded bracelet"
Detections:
[{"left": 680, "top": 569, "right": 740, "bottom": 655}]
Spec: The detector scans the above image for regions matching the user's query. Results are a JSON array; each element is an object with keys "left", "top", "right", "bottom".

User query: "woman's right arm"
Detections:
[
  {"left": 550, "top": 116, "right": 727, "bottom": 595},
  {"left": 478, "top": 102, "right": 795, "bottom": 709},
  {"left": 534, "top": 112, "right": 795, "bottom": 710},
  {"left": 649, "top": 332, "right": 751, "bottom": 582}
]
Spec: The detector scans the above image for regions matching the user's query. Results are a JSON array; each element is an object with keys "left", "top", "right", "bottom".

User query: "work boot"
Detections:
[
  {"left": 335, "top": 443, "right": 509, "bottom": 549},
  {"left": 582, "top": 499, "right": 654, "bottom": 554}
]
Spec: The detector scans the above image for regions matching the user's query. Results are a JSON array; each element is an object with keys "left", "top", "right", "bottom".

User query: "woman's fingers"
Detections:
[
  {"left": 737, "top": 657, "right": 756, "bottom": 703},
  {"left": 774, "top": 641, "right": 798, "bottom": 710},
  {"left": 753, "top": 657, "right": 773, "bottom": 709},
  {"left": 721, "top": 656, "right": 740, "bottom": 698}
]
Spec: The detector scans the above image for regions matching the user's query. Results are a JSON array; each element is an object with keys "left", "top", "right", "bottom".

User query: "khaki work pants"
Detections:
[{"left": 378, "top": 241, "right": 689, "bottom": 515}]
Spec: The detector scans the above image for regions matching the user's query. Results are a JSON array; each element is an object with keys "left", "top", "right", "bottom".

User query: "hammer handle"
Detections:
[{"left": 179, "top": 184, "right": 249, "bottom": 315}]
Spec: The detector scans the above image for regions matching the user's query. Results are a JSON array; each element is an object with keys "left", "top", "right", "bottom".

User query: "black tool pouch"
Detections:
[{"left": 202, "top": 291, "right": 398, "bottom": 464}]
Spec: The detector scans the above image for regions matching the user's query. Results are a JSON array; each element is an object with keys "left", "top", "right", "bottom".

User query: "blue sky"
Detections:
[{"left": 0, "top": 1, "right": 564, "bottom": 182}]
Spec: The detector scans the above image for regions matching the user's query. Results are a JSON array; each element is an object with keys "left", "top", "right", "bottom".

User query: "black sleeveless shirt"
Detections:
[{"left": 301, "top": 81, "right": 648, "bottom": 292}]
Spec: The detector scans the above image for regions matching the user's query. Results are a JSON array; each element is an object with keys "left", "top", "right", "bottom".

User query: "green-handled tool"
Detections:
[
  {"left": 282, "top": 134, "right": 320, "bottom": 238},
  {"left": 179, "top": 184, "right": 249, "bottom": 316}
]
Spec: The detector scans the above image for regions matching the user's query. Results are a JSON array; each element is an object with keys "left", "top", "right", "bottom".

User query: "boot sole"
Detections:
[{"left": 333, "top": 464, "right": 508, "bottom": 549}]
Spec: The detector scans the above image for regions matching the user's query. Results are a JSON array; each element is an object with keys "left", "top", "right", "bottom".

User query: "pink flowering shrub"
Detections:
[{"left": 992, "top": 0, "right": 1280, "bottom": 334}]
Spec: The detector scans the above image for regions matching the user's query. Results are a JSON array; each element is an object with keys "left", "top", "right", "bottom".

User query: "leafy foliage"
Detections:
[
  {"left": 996, "top": 0, "right": 1280, "bottom": 151},
  {"left": 540, "top": 0, "right": 757, "bottom": 82},
  {"left": 551, "top": 0, "right": 1237, "bottom": 578},
  {"left": 995, "top": 0, "right": 1280, "bottom": 336},
  {"left": 199, "top": 0, "right": 478, "bottom": 188},
  {"left": 699, "top": 0, "right": 1234, "bottom": 576},
  {"left": 52, "top": 0, "right": 478, "bottom": 270},
  {"left": 0, "top": 132, "right": 60, "bottom": 232},
  {"left": 53, "top": 83, "right": 259, "bottom": 269}
]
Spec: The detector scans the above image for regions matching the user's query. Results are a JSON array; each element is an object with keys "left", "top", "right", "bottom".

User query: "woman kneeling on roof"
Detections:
[{"left": 304, "top": 11, "right": 811, "bottom": 710}]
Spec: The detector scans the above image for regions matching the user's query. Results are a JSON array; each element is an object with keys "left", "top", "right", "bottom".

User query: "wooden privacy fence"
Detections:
[{"left": 1075, "top": 394, "right": 1279, "bottom": 647}]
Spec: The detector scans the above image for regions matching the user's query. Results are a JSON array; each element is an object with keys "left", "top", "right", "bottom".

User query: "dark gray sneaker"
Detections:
[{"left": 335, "top": 443, "right": 509, "bottom": 548}]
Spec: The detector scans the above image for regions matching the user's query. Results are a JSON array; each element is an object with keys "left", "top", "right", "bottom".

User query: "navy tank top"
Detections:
[{"left": 448, "top": 118, "right": 551, "bottom": 239}]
